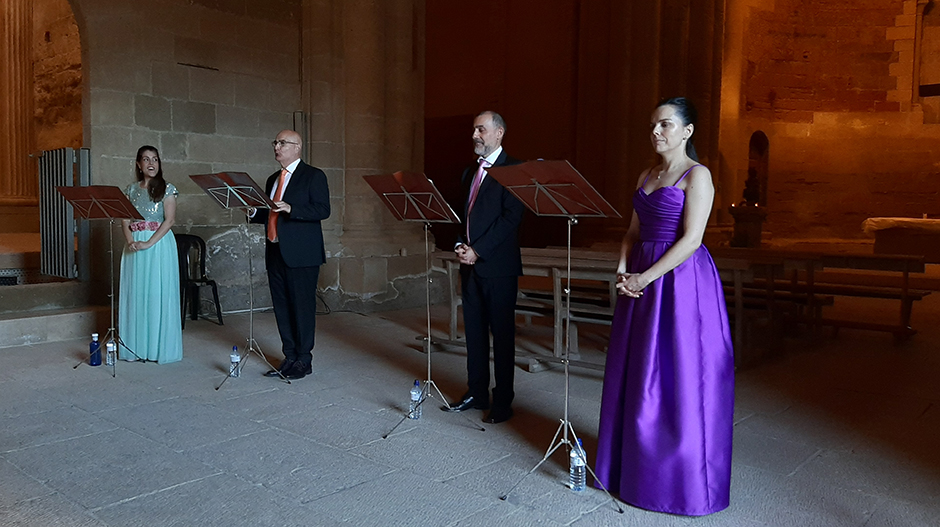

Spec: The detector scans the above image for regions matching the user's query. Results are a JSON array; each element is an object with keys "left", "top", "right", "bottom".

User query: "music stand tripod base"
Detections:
[
  {"left": 380, "top": 225, "right": 484, "bottom": 437},
  {"left": 486, "top": 161, "right": 623, "bottom": 511},
  {"left": 362, "top": 172, "right": 486, "bottom": 436},
  {"left": 215, "top": 215, "right": 290, "bottom": 390},
  {"left": 185, "top": 172, "right": 288, "bottom": 389},
  {"left": 57, "top": 186, "right": 146, "bottom": 376}
]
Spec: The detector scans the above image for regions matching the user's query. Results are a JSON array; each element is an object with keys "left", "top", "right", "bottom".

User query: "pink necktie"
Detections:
[
  {"left": 267, "top": 168, "right": 288, "bottom": 242},
  {"left": 466, "top": 158, "right": 490, "bottom": 242}
]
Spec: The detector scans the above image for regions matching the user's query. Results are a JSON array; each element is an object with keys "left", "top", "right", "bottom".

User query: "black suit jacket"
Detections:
[
  {"left": 252, "top": 160, "right": 331, "bottom": 268},
  {"left": 458, "top": 150, "right": 524, "bottom": 278}
]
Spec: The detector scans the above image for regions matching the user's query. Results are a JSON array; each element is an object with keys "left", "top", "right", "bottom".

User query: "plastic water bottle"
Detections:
[
  {"left": 105, "top": 341, "right": 116, "bottom": 366},
  {"left": 569, "top": 438, "right": 586, "bottom": 492},
  {"left": 89, "top": 333, "right": 101, "bottom": 366},
  {"left": 230, "top": 346, "right": 240, "bottom": 378},
  {"left": 408, "top": 380, "right": 422, "bottom": 419}
]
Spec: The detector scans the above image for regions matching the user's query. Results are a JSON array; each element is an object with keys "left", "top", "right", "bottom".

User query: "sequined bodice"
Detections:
[{"left": 125, "top": 182, "right": 178, "bottom": 222}]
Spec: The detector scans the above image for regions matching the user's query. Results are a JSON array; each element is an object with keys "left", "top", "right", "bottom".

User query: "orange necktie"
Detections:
[{"left": 266, "top": 168, "right": 288, "bottom": 242}]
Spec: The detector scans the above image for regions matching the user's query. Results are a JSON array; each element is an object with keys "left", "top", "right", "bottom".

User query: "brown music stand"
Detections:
[
  {"left": 363, "top": 171, "right": 484, "bottom": 435},
  {"left": 190, "top": 172, "right": 283, "bottom": 389},
  {"left": 57, "top": 185, "right": 146, "bottom": 376},
  {"left": 487, "top": 160, "right": 623, "bottom": 512},
  {"left": 190, "top": 172, "right": 276, "bottom": 211}
]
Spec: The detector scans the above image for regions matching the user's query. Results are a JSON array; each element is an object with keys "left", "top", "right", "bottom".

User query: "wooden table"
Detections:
[{"left": 864, "top": 217, "right": 940, "bottom": 264}]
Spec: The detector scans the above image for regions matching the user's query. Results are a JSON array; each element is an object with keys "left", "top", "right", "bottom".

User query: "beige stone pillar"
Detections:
[
  {"left": 343, "top": 0, "right": 388, "bottom": 234},
  {"left": 0, "top": 0, "right": 37, "bottom": 205},
  {"left": 301, "top": 0, "right": 428, "bottom": 308}
]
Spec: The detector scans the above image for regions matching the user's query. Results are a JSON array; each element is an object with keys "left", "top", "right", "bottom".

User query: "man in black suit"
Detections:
[
  {"left": 250, "top": 129, "right": 331, "bottom": 380},
  {"left": 444, "top": 111, "right": 524, "bottom": 423}
]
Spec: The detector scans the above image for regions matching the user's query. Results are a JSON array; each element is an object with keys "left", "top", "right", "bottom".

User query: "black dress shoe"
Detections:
[
  {"left": 483, "top": 407, "right": 513, "bottom": 424},
  {"left": 263, "top": 359, "right": 295, "bottom": 378},
  {"left": 442, "top": 395, "right": 489, "bottom": 412},
  {"left": 284, "top": 361, "right": 312, "bottom": 380}
]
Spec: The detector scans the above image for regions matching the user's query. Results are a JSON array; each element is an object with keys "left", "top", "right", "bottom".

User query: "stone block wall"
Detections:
[
  {"left": 71, "top": 0, "right": 303, "bottom": 312},
  {"left": 298, "top": 0, "right": 431, "bottom": 312},
  {"left": 744, "top": 0, "right": 903, "bottom": 120},
  {"left": 721, "top": 0, "right": 940, "bottom": 239},
  {"left": 66, "top": 0, "right": 431, "bottom": 315}
]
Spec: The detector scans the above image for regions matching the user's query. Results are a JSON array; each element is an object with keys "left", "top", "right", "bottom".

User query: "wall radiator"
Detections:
[{"left": 38, "top": 147, "right": 91, "bottom": 280}]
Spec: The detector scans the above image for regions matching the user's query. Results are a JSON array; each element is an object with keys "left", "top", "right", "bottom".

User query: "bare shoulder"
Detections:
[{"left": 681, "top": 164, "right": 713, "bottom": 190}]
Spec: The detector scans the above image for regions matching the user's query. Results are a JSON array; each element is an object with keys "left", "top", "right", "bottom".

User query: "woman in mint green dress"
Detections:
[{"left": 118, "top": 145, "right": 183, "bottom": 363}]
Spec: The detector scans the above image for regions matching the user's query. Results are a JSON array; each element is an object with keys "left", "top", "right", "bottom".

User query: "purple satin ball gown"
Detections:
[{"left": 595, "top": 166, "right": 734, "bottom": 516}]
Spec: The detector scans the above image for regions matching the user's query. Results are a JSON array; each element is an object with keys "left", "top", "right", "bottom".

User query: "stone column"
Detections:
[
  {"left": 343, "top": 0, "right": 388, "bottom": 237},
  {"left": 0, "top": 0, "right": 37, "bottom": 205},
  {"left": 302, "top": 0, "right": 429, "bottom": 310}
]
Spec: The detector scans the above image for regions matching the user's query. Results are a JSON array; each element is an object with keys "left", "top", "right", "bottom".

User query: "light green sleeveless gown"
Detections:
[{"left": 118, "top": 182, "right": 183, "bottom": 363}]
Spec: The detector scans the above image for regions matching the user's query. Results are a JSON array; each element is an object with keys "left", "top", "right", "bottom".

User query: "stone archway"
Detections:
[{"left": 748, "top": 130, "right": 769, "bottom": 207}]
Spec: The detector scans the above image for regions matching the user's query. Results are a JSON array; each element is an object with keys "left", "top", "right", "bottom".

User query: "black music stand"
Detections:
[
  {"left": 487, "top": 160, "right": 623, "bottom": 511},
  {"left": 58, "top": 185, "right": 146, "bottom": 376},
  {"left": 363, "top": 171, "right": 484, "bottom": 436},
  {"left": 189, "top": 172, "right": 284, "bottom": 389}
]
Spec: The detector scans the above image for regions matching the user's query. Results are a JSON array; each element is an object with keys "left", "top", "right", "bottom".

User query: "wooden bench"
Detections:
[
  {"left": 721, "top": 285, "right": 835, "bottom": 319},
  {"left": 516, "top": 276, "right": 616, "bottom": 358},
  {"left": 715, "top": 250, "right": 930, "bottom": 339},
  {"left": 440, "top": 247, "right": 805, "bottom": 372},
  {"left": 745, "top": 278, "right": 930, "bottom": 338},
  {"left": 436, "top": 249, "right": 618, "bottom": 371}
]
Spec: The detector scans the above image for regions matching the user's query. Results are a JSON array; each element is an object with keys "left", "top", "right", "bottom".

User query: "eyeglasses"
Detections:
[{"left": 272, "top": 140, "right": 300, "bottom": 148}]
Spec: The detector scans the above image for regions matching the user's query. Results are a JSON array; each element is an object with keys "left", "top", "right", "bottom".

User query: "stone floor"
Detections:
[{"left": 0, "top": 297, "right": 938, "bottom": 527}]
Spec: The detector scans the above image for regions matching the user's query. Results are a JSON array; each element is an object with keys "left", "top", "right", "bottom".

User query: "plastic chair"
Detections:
[{"left": 175, "top": 233, "right": 223, "bottom": 328}]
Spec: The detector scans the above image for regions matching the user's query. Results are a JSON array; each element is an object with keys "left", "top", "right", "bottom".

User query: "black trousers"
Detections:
[
  {"left": 461, "top": 269, "right": 518, "bottom": 409},
  {"left": 266, "top": 243, "right": 320, "bottom": 366}
]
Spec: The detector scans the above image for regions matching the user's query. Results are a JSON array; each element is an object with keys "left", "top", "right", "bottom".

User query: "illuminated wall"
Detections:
[{"left": 721, "top": 0, "right": 940, "bottom": 239}]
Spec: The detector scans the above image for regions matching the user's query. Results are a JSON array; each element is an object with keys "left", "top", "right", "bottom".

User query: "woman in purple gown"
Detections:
[{"left": 594, "top": 97, "right": 734, "bottom": 516}]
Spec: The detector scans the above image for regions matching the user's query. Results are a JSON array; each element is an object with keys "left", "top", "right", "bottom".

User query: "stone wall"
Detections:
[
  {"left": 301, "top": 0, "right": 431, "bottom": 312},
  {"left": 70, "top": 0, "right": 302, "bottom": 312},
  {"left": 34, "top": 0, "right": 82, "bottom": 151},
  {"left": 720, "top": 0, "right": 940, "bottom": 239},
  {"left": 66, "top": 0, "right": 433, "bottom": 315}
]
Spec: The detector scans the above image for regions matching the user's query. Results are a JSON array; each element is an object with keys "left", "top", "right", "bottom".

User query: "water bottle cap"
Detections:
[
  {"left": 414, "top": 379, "right": 420, "bottom": 386},
  {"left": 577, "top": 438, "right": 583, "bottom": 446},
  {"left": 233, "top": 345, "right": 238, "bottom": 351}
]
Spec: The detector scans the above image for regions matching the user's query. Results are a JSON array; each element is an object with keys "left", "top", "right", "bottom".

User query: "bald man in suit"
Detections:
[{"left": 251, "top": 129, "right": 331, "bottom": 380}]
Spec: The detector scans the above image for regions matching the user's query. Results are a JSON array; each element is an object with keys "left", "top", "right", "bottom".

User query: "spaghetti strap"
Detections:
[
  {"left": 674, "top": 164, "right": 702, "bottom": 186},
  {"left": 641, "top": 169, "right": 654, "bottom": 187}
]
